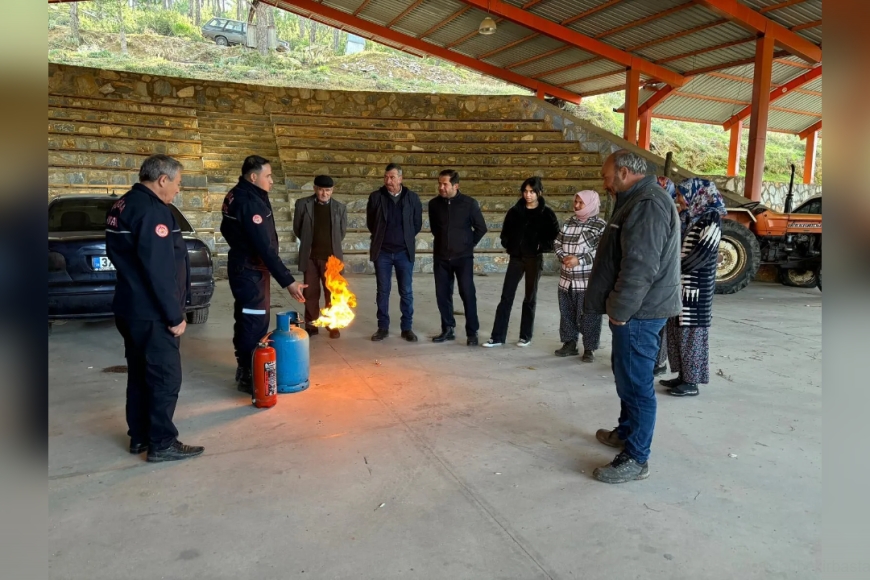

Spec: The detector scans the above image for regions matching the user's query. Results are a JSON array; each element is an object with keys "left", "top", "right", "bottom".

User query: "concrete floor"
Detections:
[{"left": 49, "top": 274, "right": 821, "bottom": 580}]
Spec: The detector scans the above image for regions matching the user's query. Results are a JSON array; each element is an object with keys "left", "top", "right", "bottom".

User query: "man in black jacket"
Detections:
[
  {"left": 106, "top": 154, "right": 203, "bottom": 463},
  {"left": 585, "top": 150, "right": 681, "bottom": 484},
  {"left": 220, "top": 155, "right": 307, "bottom": 393},
  {"left": 366, "top": 163, "right": 423, "bottom": 342},
  {"left": 428, "top": 169, "right": 488, "bottom": 345}
]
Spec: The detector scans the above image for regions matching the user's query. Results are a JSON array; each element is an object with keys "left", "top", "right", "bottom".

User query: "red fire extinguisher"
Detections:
[{"left": 252, "top": 335, "right": 278, "bottom": 409}]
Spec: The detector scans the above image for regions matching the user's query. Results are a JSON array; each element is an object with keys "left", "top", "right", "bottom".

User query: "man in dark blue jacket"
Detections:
[
  {"left": 220, "top": 155, "right": 307, "bottom": 393},
  {"left": 428, "top": 169, "right": 488, "bottom": 345},
  {"left": 585, "top": 150, "right": 681, "bottom": 484},
  {"left": 106, "top": 154, "right": 203, "bottom": 463},
  {"left": 366, "top": 163, "right": 423, "bottom": 342}
]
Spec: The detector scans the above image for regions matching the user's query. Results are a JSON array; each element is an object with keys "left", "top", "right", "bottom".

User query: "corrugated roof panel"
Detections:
[
  {"left": 459, "top": 20, "right": 532, "bottom": 57},
  {"left": 321, "top": 0, "right": 361, "bottom": 15},
  {"left": 564, "top": 0, "right": 687, "bottom": 39},
  {"left": 356, "top": 0, "right": 411, "bottom": 26},
  {"left": 426, "top": 10, "right": 483, "bottom": 47},
  {"left": 604, "top": 4, "right": 722, "bottom": 52},
  {"left": 655, "top": 95, "right": 738, "bottom": 124},
  {"left": 573, "top": 73, "right": 633, "bottom": 95},
  {"left": 525, "top": 0, "right": 614, "bottom": 25},
  {"left": 392, "top": 0, "right": 467, "bottom": 38},
  {"left": 770, "top": 61, "right": 810, "bottom": 85},
  {"left": 635, "top": 21, "right": 751, "bottom": 63},
  {"left": 796, "top": 26, "right": 821, "bottom": 45},
  {"left": 664, "top": 43, "right": 758, "bottom": 75},
  {"left": 775, "top": 91, "right": 822, "bottom": 115},
  {"left": 763, "top": 110, "right": 821, "bottom": 134},
  {"left": 542, "top": 60, "right": 624, "bottom": 86},
  {"left": 680, "top": 74, "right": 754, "bottom": 102},
  {"left": 484, "top": 36, "right": 565, "bottom": 69},
  {"left": 802, "top": 77, "right": 822, "bottom": 93},
  {"left": 512, "top": 47, "right": 596, "bottom": 77},
  {"left": 757, "top": 0, "right": 822, "bottom": 31}
]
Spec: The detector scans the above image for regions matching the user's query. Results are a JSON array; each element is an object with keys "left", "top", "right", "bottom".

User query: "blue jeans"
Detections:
[
  {"left": 374, "top": 251, "right": 414, "bottom": 332},
  {"left": 610, "top": 317, "right": 667, "bottom": 464}
]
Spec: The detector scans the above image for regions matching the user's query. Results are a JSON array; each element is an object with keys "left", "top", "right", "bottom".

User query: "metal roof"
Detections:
[{"left": 260, "top": 0, "right": 822, "bottom": 135}]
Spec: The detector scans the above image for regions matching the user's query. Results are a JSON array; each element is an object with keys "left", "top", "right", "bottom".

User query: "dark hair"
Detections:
[
  {"left": 242, "top": 155, "right": 270, "bottom": 176},
  {"left": 520, "top": 176, "right": 544, "bottom": 197},
  {"left": 385, "top": 163, "right": 403, "bottom": 176},
  {"left": 139, "top": 154, "right": 183, "bottom": 182},
  {"left": 438, "top": 169, "right": 459, "bottom": 185}
]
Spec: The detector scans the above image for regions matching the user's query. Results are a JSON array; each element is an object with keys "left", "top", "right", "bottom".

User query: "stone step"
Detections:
[
  {"left": 203, "top": 153, "right": 294, "bottom": 165},
  {"left": 277, "top": 137, "right": 580, "bottom": 155},
  {"left": 271, "top": 193, "right": 590, "bottom": 213},
  {"left": 48, "top": 107, "right": 199, "bottom": 131},
  {"left": 279, "top": 149, "right": 599, "bottom": 167},
  {"left": 196, "top": 120, "right": 274, "bottom": 132},
  {"left": 273, "top": 125, "right": 563, "bottom": 143},
  {"left": 200, "top": 145, "right": 283, "bottom": 156},
  {"left": 49, "top": 168, "right": 208, "bottom": 189},
  {"left": 282, "top": 164, "right": 600, "bottom": 181},
  {"left": 272, "top": 177, "right": 601, "bottom": 196},
  {"left": 48, "top": 120, "right": 201, "bottom": 143},
  {"left": 270, "top": 114, "right": 547, "bottom": 132},
  {"left": 48, "top": 94, "right": 198, "bottom": 117},
  {"left": 48, "top": 183, "right": 209, "bottom": 199},
  {"left": 48, "top": 135, "right": 202, "bottom": 157},
  {"left": 49, "top": 150, "right": 204, "bottom": 173},
  {"left": 198, "top": 111, "right": 274, "bottom": 123}
]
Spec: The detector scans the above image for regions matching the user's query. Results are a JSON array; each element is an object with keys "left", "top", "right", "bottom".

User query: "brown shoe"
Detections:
[{"left": 596, "top": 428, "right": 625, "bottom": 449}]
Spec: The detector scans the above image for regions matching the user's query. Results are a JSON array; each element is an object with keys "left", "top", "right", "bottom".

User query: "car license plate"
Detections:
[{"left": 92, "top": 256, "right": 115, "bottom": 271}]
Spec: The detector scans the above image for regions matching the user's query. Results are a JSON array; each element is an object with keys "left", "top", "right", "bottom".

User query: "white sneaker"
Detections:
[
  {"left": 482, "top": 339, "right": 503, "bottom": 348},
  {"left": 517, "top": 339, "right": 532, "bottom": 347}
]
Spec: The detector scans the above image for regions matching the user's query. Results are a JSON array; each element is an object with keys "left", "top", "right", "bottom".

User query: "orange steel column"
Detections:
[
  {"left": 638, "top": 110, "right": 652, "bottom": 150},
  {"left": 536, "top": 87, "right": 546, "bottom": 99},
  {"left": 803, "top": 129, "right": 818, "bottom": 184},
  {"left": 744, "top": 34, "right": 775, "bottom": 201},
  {"left": 624, "top": 68, "right": 640, "bottom": 144},
  {"left": 727, "top": 123, "right": 743, "bottom": 176}
]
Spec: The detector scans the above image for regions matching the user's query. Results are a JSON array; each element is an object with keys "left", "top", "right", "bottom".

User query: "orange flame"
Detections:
[{"left": 312, "top": 256, "right": 358, "bottom": 329}]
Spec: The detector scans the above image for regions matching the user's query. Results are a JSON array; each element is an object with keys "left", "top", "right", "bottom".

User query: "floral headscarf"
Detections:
[
  {"left": 656, "top": 176, "right": 676, "bottom": 199},
  {"left": 675, "top": 178, "right": 726, "bottom": 230}
]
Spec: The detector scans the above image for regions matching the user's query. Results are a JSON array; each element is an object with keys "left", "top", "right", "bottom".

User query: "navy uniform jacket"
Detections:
[
  {"left": 219, "top": 178, "right": 295, "bottom": 288},
  {"left": 105, "top": 183, "right": 190, "bottom": 327}
]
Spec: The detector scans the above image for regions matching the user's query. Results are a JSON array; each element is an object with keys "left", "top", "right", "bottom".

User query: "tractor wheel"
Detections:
[
  {"left": 715, "top": 219, "right": 761, "bottom": 295},
  {"left": 778, "top": 267, "right": 818, "bottom": 288},
  {"left": 186, "top": 307, "right": 209, "bottom": 324}
]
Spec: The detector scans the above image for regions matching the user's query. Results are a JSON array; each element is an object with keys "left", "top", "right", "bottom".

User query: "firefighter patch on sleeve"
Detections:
[
  {"left": 252, "top": 214, "right": 263, "bottom": 224},
  {"left": 155, "top": 224, "right": 169, "bottom": 237}
]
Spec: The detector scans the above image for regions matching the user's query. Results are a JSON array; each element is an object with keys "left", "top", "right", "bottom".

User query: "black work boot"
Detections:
[
  {"left": 581, "top": 350, "right": 595, "bottom": 362},
  {"left": 129, "top": 440, "right": 149, "bottom": 454},
  {"left": 146, "top": 441, "right": 204, "bottom": 463},
  {"left": 659, "top": 376, "right": 682, "bottom": 388},
  {"left": 554, "top": 340, "right": 579, "bottom": 357},
  {"left": 467, "top": 334, "right": 479, "bottom": 346},
  {"left": 432, "top": 327, "right": 455, "bottom": 343},
  {"left": 653, "top": 364, "right": 668, "bottom": 376},
  {"left": 237, "top": 367, "right": 253, "bottom": 394},
  {"left": 593, "top": 452, "right": 649, "bottom": 484},
  {"left": 371, "top": 328, "right": 389, "bottom": 341},
  {"left": 668, "top": 383, "right": 699, "bottom": 397},
  {"left": 306, "top": 326, "right": 319, "bottom": 337},
  {"left": 401, "top": 330, "right": 418, "bottom": 342}
]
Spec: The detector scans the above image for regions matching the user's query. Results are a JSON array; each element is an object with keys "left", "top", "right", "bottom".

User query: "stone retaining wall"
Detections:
[{"left": 707, "top": 175, "right": 822, "bottom": 211}]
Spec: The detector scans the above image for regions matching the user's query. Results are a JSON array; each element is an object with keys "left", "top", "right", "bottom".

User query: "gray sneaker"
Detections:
[
  {"left": 595, "top": 428, "right": 625, "bottom": 448},
  {"left": 593, "top": 452, "right": 649, "bottom": 484}
]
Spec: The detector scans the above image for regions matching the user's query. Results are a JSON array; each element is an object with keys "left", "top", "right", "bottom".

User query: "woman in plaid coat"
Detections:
[{"left": 553, "top": 190, "right": 607, "bottom": 362}]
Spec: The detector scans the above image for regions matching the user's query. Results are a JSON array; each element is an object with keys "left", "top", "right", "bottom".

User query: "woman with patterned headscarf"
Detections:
[
  {"left": 653, "top": 177, "right": 676, "bottom": 376},
  {"left": 659, "top": 178, "right": 726, "bottom": 397}
]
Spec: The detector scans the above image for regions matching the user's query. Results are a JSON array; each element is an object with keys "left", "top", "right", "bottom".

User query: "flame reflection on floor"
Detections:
[{"left": 312, "top": 256, "right": 358, "bottom": 329}]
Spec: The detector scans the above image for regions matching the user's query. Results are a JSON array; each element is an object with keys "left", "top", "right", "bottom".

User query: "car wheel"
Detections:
[
  {"left": 778, "top": 267, "right": 818, "bottom": 288},
  {"left": 215, "top": 36, "right": 228, "bottom": 46},
  {"left": 715, "top": 219, "right": 761, "bottom": 295},
  {"left": 187, "top": 307, "right": 209, "bottom": 324}
]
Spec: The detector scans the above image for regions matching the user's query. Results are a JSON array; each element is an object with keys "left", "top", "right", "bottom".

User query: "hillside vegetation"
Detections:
[{"left": 47, "top": 2, "right": 820, "bottom": 184}]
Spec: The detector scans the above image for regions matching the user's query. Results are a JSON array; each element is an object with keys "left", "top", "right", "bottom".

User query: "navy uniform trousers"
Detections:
[{"left": 228, "top": 263, "right": 271, "bottom": 371}]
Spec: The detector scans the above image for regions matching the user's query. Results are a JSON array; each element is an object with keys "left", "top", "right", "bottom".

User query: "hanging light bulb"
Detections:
[{"left": 479, "top": 16, "right": 497, "bottom": 35}]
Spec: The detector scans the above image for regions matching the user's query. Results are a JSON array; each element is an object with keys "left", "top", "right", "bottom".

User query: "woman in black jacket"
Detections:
[{"left": 483, "top": 177, "right": 560, "bottom": 348}]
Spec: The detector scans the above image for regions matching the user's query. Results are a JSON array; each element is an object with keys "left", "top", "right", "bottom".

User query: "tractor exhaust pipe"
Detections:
[{"left": 784, "top": 163, "right": 796, "bottom": 213}]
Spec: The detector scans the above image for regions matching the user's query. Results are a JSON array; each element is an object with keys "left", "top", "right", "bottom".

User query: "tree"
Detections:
[
  {"left": 117, "top": 0, "right": 128, "bottom": 55},
  {"left": 333, "top": 27, "right": 340, "bottom": 54},
  {"left": 297, "top": 14, "right": 306, "bottom": 40},
  {"left": 309, "top": 19, "right": 316, "bottom": 45},
  {"left": 254, "top": 0, "right": 269, "bottom": 56},
  {"left": 70, "top": 2, "right": 81, "bottom": 46}
]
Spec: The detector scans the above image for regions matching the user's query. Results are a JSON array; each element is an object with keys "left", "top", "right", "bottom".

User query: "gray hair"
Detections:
[
  {"left": 385, "top": 163, "right": 403, "bottom": 176},
  {"left": 610, "top": 149, "right": 648, "bottom": 175},
  {"left": 139, "top": 154, "right": 183, "bottom": 182}
]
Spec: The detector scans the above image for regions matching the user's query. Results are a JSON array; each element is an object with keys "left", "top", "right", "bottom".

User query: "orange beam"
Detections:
[
  {"left": 624, "top": 68, "right": 641, "bottom": 143},
  {"left": 638, "top": 110, "right": 652, "bottom": 150},
  {"left": 639, "top": 84, "right": 676, "bottom": 115},
  {"left": 594, "top": 2, "right": 697, "bottom": 39},
  {"left": 722, "top": 66, "right": 822, "bottom": 129},
  {"left": 459, "top": 0, "right": 687, "bottom": 86},
  {"left": 792, "top": 19, "right": 821, "bottom": 32},
  {"left": 682, "top": 49, "right": 789, "bottom": 76},
  {"left": 353, "top": 0, "right": 374, "bottom": 17},
  {"left": 532, "top": 57, "right": 599, "bottom": 80},
  {"left": 727, "top": 123, "right": 742, "bottom": 176},
  {"left": 419, "top": 6, "right": 472, "bottom": 38},
  {"left": 386, "top": 0, "right": 426, "bottom": 28},
  {"left": 625, "top": 19, "right": 728, "bottom": 53},
  {"left": 506, "top": 46, "right": 571, "bottom": 70},
  {"left": 799, "top": 120, "right": 822, "bottom": 140},
  {"left": 745, "top": 34, "right": 776, "bottom": 202},
  {"left": 263, "top": 0, "right": 581, "bottom": 103},
  {"left": 582, "top": 83, "right": 634, "bottom": 98},
  {"left": 655, "top": 37, "right": 755, "bottom": 65},
  {"left": 561, "top": 69, "right": 624, "bottom": 87},
  {"left": 561, "top": 0, "right": 624, "bottom": 27},
  {"left": 479, "top": 34, "right": 538, "bottom": 60},
  {"left": 445, "top": 19, "right": 502, "bottom": 49},
  {"left": 774, "top": 57, "right": 814, "bottom": 69},
  {"left": 694, "top": 0, "right": 822, "bottom": 63},
  {"left": 759, "top": 0, "right": 809, "bottom": 13},
  {"left": 803, "top": 128, "right": 817, "bottom": 184},
  {"left": 674, "top": 91, "right": 745, "bottom": 105}
]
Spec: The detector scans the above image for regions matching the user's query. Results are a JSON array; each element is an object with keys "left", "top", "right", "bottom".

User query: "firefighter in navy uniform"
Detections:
[
  {"left": 105, "top": 154, "right": 204, "bottom": 463},
  {"left": 220, "top": 155, "right": 306, "bottom": 393}
]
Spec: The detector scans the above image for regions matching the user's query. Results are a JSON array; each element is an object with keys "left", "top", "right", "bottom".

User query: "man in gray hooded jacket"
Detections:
[{"left": 585, "top": 149, "right": 681, "bottom": 484}]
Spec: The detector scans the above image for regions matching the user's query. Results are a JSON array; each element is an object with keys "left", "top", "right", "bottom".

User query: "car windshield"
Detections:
[
  {"left": 206, "top": 18, "right": 227, "bottom": 28},
  {"left": 48, "top": 198, "right": 193, "bottom": 233}
]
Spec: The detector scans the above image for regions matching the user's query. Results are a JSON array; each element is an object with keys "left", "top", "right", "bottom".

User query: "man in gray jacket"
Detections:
[
  {"left": 585, "top": 150, "right": 681, "bottom": 484},
  {"left": 293, "top": 175, "right": 347, "bottom": 338}
]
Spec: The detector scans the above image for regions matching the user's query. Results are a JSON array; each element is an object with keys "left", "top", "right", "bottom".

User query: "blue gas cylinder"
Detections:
[{"left": 271, "top": 311, "right": 310, "bottom": 393}]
